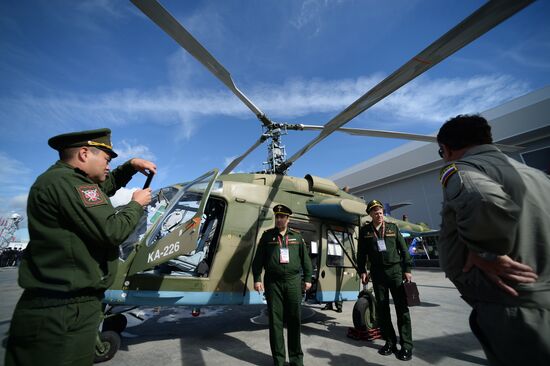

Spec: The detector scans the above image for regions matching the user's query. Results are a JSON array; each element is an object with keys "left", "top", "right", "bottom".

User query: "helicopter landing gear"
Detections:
[{"left": 94, "top": 330, "right": 121, "bottom": 363}]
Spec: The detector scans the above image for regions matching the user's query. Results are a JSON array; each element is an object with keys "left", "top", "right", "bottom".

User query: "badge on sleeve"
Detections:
[
  {"left": 76, "top": 185, "right": 107, "bottom": 207},
  {"left": 439, "top": 164, "right": 458, "bottom": 187}
]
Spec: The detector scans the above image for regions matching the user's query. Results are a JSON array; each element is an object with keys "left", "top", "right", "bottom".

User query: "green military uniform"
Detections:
[
  {"left": 357, "top": 219, "right": 413, "bottom": 351},
  {"left": 438, "top": 144, "right": 550, "bottom": 366},
  {"left": 6, "top": 129, "right": 145, "bottom": 366},
  {"left": 252, "top": 205, "right": 313, "bottom": 366}
]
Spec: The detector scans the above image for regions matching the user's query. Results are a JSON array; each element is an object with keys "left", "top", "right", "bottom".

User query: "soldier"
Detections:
[
  {"left": 252, "top": 204, "right": 313, "bottom": 366},
  {"left": 437, "top": 114, "right": 548, "bottom": 366},
  {"left": 5, "top": 128, "right": 155, "bottom": 366},
  {"left": 357, "top": 200, "right": 413, "bottom": 361}
]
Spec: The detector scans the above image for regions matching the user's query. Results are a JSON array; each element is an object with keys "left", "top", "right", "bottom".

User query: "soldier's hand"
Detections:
[
  {"left": 254, "top": 282, "right": 264, "bottom": 293},
  {"left": 304, "top": 282, "right": 312, "bottom": 292},
  {"left": 403, "top": 272, "right": 412, "bottom": 283},
  {"left": 360, "top": 272, "right": 369, "bottom": 284},
  {"left": 131, "top": 158, "right": 157, "bottom": 175},
  {"left": 463, "top": 251, "right": 538, "bottom": 297},
  {"left": 132, "top": 188, "right": 152, "bottom": 207}
]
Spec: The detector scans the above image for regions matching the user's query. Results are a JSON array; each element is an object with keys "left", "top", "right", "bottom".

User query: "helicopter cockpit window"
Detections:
[
  {"left": 326, "top": 229, "right": 355, "bottom": 268},
  {"left": 119, "top": 186, "right": 179, "bottom": 260},
  {"left": 147, "top": 173, "right": 218, "bottom": 247},
  {"left": 158, "top": 197, "right": 225, "bottom": 277}
]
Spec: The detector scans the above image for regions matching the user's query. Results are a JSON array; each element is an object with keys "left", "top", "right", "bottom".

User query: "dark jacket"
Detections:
[
  {"left": 252, "top": 227, "right": 313, "bottom": 282},
  {"left": 357, "top": 221, "right": 412, "bottom": 275},
  {"left": 19, "top": 160, "right": 144, "bottom": 293}
]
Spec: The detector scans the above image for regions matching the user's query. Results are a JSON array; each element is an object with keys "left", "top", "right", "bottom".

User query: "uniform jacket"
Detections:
[
  {"left": 252, "top": 227, "right": 313, "bottom": 282},
  {"left": 19, "top": 160, "right": 144, "bottom": 293},
  {"left": 438, "top": 144, "right": 550, "bottom": 307},
  {"left": 357, "top": 221, "right": 412, "bottom": 275}
]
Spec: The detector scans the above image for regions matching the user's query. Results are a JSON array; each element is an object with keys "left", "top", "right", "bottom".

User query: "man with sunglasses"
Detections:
[{"left": 437, "top": 114, "right": 549, "bottom": 366}]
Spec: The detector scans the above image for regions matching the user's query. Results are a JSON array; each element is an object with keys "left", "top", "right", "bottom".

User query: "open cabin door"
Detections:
[
  {"left": 127, "top": 169, "right": 219, "bottom": 276},
  {"left": 315, "top": 224, "right": 360, "bottom": 303}
]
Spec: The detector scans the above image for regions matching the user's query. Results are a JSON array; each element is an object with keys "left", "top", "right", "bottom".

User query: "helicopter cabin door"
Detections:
[
  {"left": 315, "top": 224, "right": 360, "bottom": 303},
  {"left": 127, "top": 169, "right": 219, "bottom": 276}
]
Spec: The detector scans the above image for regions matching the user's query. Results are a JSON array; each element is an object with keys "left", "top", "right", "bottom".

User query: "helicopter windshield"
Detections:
[
  {"left": 119, "top": 186, "right": 179, "bottom": 260},
  {"left": 118, "top": 170, "right": 221, "bottom": 260}
]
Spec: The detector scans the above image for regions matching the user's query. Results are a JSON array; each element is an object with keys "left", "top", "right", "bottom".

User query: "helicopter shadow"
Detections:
[{"left": 117, "top": 304, "right": 273, "bottom": 365}]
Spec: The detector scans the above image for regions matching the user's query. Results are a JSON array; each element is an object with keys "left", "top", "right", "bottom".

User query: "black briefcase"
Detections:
[{"left": 403, "top": 281, "right": 421, "bottom": 306}]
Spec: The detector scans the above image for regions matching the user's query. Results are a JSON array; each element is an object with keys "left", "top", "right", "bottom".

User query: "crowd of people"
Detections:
[{"left": 0, "top": 248, "right": 23, "bottom": 267}]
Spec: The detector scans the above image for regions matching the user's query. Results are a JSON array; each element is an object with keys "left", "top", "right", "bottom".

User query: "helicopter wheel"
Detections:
[
  {"left": 352, "top": 294, "right": 376, "bottom": 330},
  {"left": 94, "top": 330, "right": 121, "bottom": 363},
  {"left": 102, "top": 313, "right": 128, "bottom": 333}
]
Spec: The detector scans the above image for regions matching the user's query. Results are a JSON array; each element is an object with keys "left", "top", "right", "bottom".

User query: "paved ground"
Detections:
[{"left": 0, "top": 267, "right": 488, "bottom": 366}]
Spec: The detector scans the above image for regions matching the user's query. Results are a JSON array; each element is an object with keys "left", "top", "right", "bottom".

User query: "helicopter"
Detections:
[{"left": 93, "top": 0, "right": 533, "bottom": 362}]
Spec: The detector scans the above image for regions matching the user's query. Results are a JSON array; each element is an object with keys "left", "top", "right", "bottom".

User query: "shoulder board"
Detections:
[
  {"left": 439, "top": 164, "right": 458, "bottom": 187},
  {"left": 289, "top": 227, "right": 300, "bottom": 233},
  {"left": 76, "top": 184, "right": 107, "bottom": 207}
]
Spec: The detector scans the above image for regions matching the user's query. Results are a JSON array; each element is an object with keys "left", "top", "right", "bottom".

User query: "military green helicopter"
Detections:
[{"left": 94, "top": 0, "right": 532, "bottom": 362}]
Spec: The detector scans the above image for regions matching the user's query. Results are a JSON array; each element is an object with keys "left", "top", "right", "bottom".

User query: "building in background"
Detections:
[{"left": 331, "top": 86, "right": 550, "bottom": 229}]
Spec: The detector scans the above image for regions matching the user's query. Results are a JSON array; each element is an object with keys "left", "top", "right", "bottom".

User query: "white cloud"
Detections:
[
  {"left": 0, "top": 72, "right": 532, "bottom": 140},
  {"left": 371, "top": 74, "right": 531, "bottom": 127},
  {"left": 0, "top": 151, "right": 32, "bottom": 186},
  {"left": 113, "top": 140, "right": 156, "bottom": 163}
]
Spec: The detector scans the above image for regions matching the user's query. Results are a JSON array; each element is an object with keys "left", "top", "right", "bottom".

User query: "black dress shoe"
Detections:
[
  {"left": 397, "top": 348, "right": 413, "bottom": 361},
  {"left": 321, "top": 303, "right": 333, "bottom": 311},
  {"left": 378, "top": 343, "right": 397, "bottom": 356}
]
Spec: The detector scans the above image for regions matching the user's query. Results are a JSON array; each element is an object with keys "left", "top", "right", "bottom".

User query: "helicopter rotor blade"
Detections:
[
  {"left": 221, "top": 136, "right": 268, "bottom": 175},
  {"left": 280, "top": 0, "right": 534, "bottom": 171},
  {"left": 300, "top": 125, "right": 437, "bottom": 143},
  {"left": 131, "top": 0, "right": 272, "bottom": 127},
  {"left": 300, "top": 125, "right": 523, "bottom": 151}
]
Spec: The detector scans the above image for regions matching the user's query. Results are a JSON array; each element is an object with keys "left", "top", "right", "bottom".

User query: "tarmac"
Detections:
[{"left": 0, "top": 266, "right": 488, "bottom": 366}]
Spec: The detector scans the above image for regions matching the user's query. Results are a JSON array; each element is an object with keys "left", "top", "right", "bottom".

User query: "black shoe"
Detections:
[
  {"left": 321, "top": 303, "right": 333, "bottom": 311},
  {"left": 397, "top": 348, "right": 412, "bottom": 361},
  {"left": 335, "top": 307, "right": 343, "bottom": 313},
  {"left": 378, "top": 343, "right": 397, "bottom": 356}
]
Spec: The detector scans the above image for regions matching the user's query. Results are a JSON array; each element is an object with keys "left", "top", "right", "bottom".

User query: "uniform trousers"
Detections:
[
  {"left": 469, "top": 302, "right": 550, "bottom": 366},
  {"left": 265, "top": 275, "right": 303, "bottom": 366},
  {"left": 371, "top": 264, "right": 413, "bottom": 350},
  {"left": 6, "top": 292, "right": 102, "bottom": 366}
]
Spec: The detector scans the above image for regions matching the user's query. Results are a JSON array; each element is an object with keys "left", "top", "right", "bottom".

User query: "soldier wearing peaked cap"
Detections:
[
  {"left": 437, "top": 114, "right": 549, "bottom": 366},
  {"left": 357, "top": 199, "right": 414, "bottom": 361},
  {"left": 252, "top": 204, "right": 313, "bottom": 366},
  {"left": 6, "top": 128, "right": 157, "bottom": 366}
]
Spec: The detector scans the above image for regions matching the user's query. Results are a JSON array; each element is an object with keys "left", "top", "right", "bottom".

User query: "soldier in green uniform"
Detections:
[
  {"left": 5, "top": 128, "right": 156, "bottom": 366},
  {"left": 357, "top": 200, "right": 413, "bottom": 361},
  {"left": 437, "top": 114, "right": 548, "bottom": 366},
  {"left": 252, "top": 204, "right": 313, "bottom": 366}
]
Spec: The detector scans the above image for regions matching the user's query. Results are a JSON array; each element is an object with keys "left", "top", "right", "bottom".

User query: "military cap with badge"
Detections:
[
  {"left": 273, "top": 204, "right": 292, "bottom": 216},
  {"left": 48, "top": 128, "right": 118, "bottom": 158},
  {"left": 366, "top": 199, "right": 384, "bottom": 213}
]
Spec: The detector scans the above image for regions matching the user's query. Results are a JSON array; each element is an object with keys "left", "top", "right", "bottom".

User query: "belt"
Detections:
[{"left": 18, "top": 288, "right": 105, "bottom": 308}]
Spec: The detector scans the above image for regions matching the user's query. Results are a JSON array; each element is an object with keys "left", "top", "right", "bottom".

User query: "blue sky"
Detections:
[{"left": 1, "top": 0, "right": 549, "bottom": 240}]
